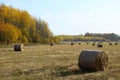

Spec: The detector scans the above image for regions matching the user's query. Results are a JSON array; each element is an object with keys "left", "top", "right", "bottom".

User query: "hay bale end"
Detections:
[{"left": 14, "top": 44, "right": 24, "bottom": 52}]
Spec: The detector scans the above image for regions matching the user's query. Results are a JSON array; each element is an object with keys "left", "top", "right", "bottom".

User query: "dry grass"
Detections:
[{"left": 0, "top": 42, "right": 120, "bottom": 80}]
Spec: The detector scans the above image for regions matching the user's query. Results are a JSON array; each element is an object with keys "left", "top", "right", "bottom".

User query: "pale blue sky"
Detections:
[{"left": 1, "top": 0, "right": 120, "bottom": 35}]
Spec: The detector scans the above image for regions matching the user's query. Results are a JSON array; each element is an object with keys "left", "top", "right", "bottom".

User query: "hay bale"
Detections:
[
  {"left": 109, "top": 43, "right": 112, "bottom": 45},
  {"left": 115, "top": 42, "right": 118, "bottom": 45},
  {"left": 97, "top": 44, "right": 103, "bottom": 48},
  {"left": 92, "top": 43, "right": 95, "bottom": 46},
  {"left": 71, "top": 42, "right": 75, "bottom": 45},
  {"left": 78, "top": 50, "right": 108, "bottom": 71},
  {"left": 14, "top": 44, "right": 24, "bottom": 51},
  {"left": 49, "top": 42, "right": 53, "bottom": 46},
  {"left": 78, "top": 43, "right": 81, "bottom": 45},
  {"left": 86, "top": 42, "right": 89, "bottom": 44}
]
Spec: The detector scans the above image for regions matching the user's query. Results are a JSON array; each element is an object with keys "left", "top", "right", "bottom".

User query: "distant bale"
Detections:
[
  {"left": 78, "top": 43, "right": 81, "bottom": 45},
  {"left": 86, "top": 42, "right": 89, "bottom": 44},
  {"left": 49, "top": 42, "right": 54, "bottom": 46},
  {"left": 97, "top": 44, "right": 103, "bottom": 48},
  {"left": 78, "top": 50, "right": 108, "bottom": 71},
  {"left": 115, "top": 42, "right": 118, "bottom": 45},
  {"left": 14, "top": 44, "right": 24, "bottom": 52},
  {"left": 109, "top": 43, "right": 112, "bottom": 45},
  {"left": 71, "top": 42, "right": 75, "bottom": 45},
  {"left": 92, "top": 43, "right": 95, "bottom": 46}
]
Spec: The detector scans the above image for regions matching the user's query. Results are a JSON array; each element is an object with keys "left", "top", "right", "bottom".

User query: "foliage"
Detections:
[
  {"left": 52, "top": 36, "right": 62, "bottom": 43},
  {"left": 57, "top": 32, "right": 120, "bottom": 42},
  {"left": 0, "top": 4, "right": 53, "bottom": 44},
  {"left": 0, "top": 23, "right": 20, "bottom": 44},
  {"left": 22, "top": 35, "right": 29, "bottom": 43},
  {"left": 36, "top": 19, "right": 53, "bottom": 43},
  {"left": 57, "top": 35, "right": 106, "bottom": 42},
  {"left": 84, "top": 32, "right": 120, "bottom": 41}
]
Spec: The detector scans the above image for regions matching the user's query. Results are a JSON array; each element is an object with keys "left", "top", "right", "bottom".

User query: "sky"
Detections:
[{"left": 0, "top": 0, "right": 120, "bottom": 35}]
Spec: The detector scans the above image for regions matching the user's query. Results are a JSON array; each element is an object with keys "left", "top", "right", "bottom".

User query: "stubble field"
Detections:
[{"left": 0, "top": 42, "right": 120, "bottom": 80}]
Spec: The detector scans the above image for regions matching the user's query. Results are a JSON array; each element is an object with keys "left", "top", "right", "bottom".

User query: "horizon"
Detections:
[
  {"left": 1, "top": 0, "right": 120, "bottom": 35},
  {"left": 56, "top": 32, "right": 120, "bottom": 36}
]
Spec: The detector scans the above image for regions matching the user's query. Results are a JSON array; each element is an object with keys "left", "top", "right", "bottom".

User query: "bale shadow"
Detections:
[{"left": 52, "top": 66, "right": 91, "bottom": 77}]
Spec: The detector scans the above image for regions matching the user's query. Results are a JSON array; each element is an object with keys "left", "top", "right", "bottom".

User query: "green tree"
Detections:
[{"left": 36, "top": 19, "right": 53, "bottom": 43}]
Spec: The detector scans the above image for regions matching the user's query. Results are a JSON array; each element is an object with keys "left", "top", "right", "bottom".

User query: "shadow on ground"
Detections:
[{"left": 52, "top": 66, "right": 91, "bottom": 77}]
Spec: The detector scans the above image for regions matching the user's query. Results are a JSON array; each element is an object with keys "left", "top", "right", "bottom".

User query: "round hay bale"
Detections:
[
  {"left": 49, "top": 42, "right": 53, "bottom": 46},
  {"left": 115, "top": 42, "right": 118, "bottom": 45},
  {"left": 92, "top": 43, "right": 95, "bottom": 46},
  {"left": 14, "top": 44, "right": 24, "bottom": 52},
  {"left": 78, "top": 43, "right": 81, "bottom": 45},
  {"left": 109, "top": 43, "right": 112, "bottom": 45},
  {"left": 97, "top": 44, "right": 103, "bottom": 48},
  {"left": 78, "top": 50, "right": 108, "bottom": 71},
  {"left": 86, "top": 42, "right": 89, "bottom": 44},
  {"left": 71, "top": 42, "right": 75, "bottom": 45}
]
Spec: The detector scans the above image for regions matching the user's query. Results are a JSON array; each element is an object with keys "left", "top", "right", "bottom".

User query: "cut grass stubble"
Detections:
[{"left": 0, "top": 42, "right": 120, "bottom": 80}]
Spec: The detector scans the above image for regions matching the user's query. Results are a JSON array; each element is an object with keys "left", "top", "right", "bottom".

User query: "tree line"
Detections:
[
  {"left": 84, "top": 32, "right": 120, "bottom": 41},
  {"left": 57, "top": 32, "right": 120, "bottom": 42},
  {"left": 57, "top": 35, "right": 105, "bottom": 42},
  {"left": 0, "top": 4, "right": 55, "bottom": 44}
]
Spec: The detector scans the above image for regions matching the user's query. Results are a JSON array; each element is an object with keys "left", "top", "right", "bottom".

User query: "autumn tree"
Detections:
[
  {"left": 29, "top": 17, "right": 37, "bottom": 42},
  {"left": 0, "top": 4, "right": 53, "bottom": 43},
  {"left": 0, "top": 23, "right": 21, "bottom": 44},
  {"left": 36, "top": 19, "right": 53, "bottom": 43},
  {"left": 52, "top": 36, "right": 62, "bottom": 43}
]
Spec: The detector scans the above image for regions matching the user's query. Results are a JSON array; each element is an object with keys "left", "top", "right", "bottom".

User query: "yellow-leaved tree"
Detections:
[{"left": 0, "top": 23, "right": 21, "bottom": 44}]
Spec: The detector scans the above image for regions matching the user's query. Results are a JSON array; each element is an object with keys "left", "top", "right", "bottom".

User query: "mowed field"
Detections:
[{"left": 0, "top": 42, "right": 120, "bottom": 80}]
